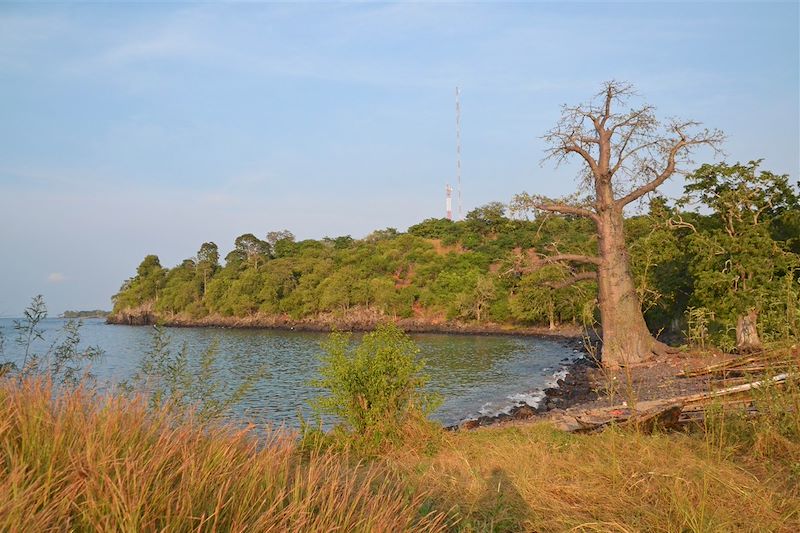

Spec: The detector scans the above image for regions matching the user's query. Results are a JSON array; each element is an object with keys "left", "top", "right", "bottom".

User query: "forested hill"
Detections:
[
  {"left": 110, "top": 203, "right": 599, "bottom": 332},
  {"left": 110, "top": 164, "right": 800, "bottom": 349}
]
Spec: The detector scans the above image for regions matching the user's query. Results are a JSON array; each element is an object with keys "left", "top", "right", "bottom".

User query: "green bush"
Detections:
[{"left": 311, "top": 324, "right": 441, "bottom": 451}]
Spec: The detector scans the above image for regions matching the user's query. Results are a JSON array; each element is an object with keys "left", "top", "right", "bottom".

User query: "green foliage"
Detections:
[
  {"left": 408, "top": 217, "right": 458, "bottom": 240},
  {"left": 61, "top": 310, "right": 108, "bottom": 319},
  {"left": 123, "top": 326, "right": 266, "bottom": 420},
  {"left": 196, "top": 241, "right": 220, "bottom": 296},
  {"left": 112, "top": 254, "right": 166, "bottom": 312},
  {"left": 311, "top": 324, "right": 441, "bottom": 451},
  {"left": 109, "top": 164, "right": 799, "bottom": 349},
  {"left": 112, "top": 202, "right": 602, "bottom": 328},
  {"left": 233, "top": 233, "right": 270, "bottom": 269},
  {"left": 627, "top": 197, "right": 692, "bottom": 333},
  {"left": 681, "top": 161, "right": 800, "bottom": 346},
  {"left": 509, "top": 265, "right": 596, "bottom": 328},
  {"left": 685, "top": 307, "right": 713, "bottom": 350}
]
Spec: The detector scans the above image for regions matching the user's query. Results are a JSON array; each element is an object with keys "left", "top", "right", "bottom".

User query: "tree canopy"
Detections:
[{"left": 111, "top": 162, "right": 799, "bottom": 352}]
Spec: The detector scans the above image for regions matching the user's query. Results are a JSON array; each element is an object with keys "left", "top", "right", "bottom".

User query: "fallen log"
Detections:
[
  {"left": 681, "top": 373, "right": 788, "bottom": 404},
  {"left": 680, "top": 352, "right": 797, "bottom": 378},
  {"left": 550, "top": 373, "right": 791, "bottom": 433}
]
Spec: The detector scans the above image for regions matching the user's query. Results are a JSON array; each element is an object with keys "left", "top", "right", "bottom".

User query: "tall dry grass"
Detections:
[
  {"left": 381, "top": 354, "right": 800, "bottom": 531},
  {"left": 388, "top": 421, "right": 799, "bottom": 532},
  {"left": 2, "top": 360, "right": 799, "bottom": 531},
  {"left": 0, "top": 377, "right": 447, "bottom": 532}
]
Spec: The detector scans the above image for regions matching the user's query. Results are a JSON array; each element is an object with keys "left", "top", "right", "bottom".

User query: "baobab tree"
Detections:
[{"left": 517, "top": 81, "right": 724, "bottom": 368}]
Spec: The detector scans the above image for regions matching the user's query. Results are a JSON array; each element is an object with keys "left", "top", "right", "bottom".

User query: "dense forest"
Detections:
[{"left": 111, "top": 161, "right": 799, "bottom": 351}]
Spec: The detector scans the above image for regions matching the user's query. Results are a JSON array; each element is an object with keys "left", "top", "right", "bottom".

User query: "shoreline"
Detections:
[
  {"left": 106, "top": 311, "right": 585, "bottom": 340},
  {"left": 107, "top": 310, "right": 599, "bottom": 430},
  {"left": 449, "top": 353, "right": 600, "bottom": 430}
]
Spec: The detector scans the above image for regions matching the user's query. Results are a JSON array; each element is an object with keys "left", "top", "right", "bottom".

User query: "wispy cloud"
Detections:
[{"left": 47, "top": 272, "right": 66, "bottom": 283}]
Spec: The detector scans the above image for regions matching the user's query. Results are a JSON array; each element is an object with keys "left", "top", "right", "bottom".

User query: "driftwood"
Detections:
[
  {"left": 550, "top": 400, "right": 685, "bottom": 434},
  {"left": 550, "top": 373, "right": 791, "bottom": 433},
  {"left": 680, "top": 351, "right": 797, "bottom": 378}
]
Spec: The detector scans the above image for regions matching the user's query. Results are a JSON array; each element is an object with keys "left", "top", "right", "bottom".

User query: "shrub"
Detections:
[
  {"left": 311, "top": 324, "right": 441, "bottom": 451},
  {"left": 2, "top": 295, "right": 103, "bottom": 385}
]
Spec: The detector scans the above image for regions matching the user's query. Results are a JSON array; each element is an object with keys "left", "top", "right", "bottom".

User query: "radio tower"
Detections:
[
  {"left": 455, "top": 86, "right": 462, "bottom": 219},
  {"left": 446, "top": 184, "right": 453, "bottom": 220}
]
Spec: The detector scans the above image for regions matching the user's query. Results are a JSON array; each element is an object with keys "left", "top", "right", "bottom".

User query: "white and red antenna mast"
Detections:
[
  {"left": 446, "top": 184, "right": 453, "bottom": 220},
  {"left": 455, "top": 86, "right": 462, "bottom": 219}
]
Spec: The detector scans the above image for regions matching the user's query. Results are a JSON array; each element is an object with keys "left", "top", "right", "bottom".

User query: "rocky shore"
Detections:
[
  {"left": 450, "top": 343, "right": 602, "bottom": 430},
  {"left": 446, "top": 339, "right": 600, "bottom": 431},
  {"left": 107, "top": 308, "right": 583, "bottom": 339}
]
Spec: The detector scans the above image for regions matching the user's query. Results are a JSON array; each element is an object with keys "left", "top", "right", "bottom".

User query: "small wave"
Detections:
[
  {"left": 507, "top": 391, "right": 545, "bottom": 407},
  {"left": 545, "top": 368, "right": 569, "bottom": 388},
  {"left": 464, "top": 357, "right": 580, "bottom": 422}
]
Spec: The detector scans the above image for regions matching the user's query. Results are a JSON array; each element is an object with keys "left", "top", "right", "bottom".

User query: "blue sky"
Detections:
[{"left": 0, "top": 1, "right": 798, "bottom": 315}]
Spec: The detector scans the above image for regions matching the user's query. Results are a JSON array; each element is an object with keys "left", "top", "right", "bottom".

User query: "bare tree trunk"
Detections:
[
  {"left": 530, "top": 81, "right": 722, "bottom": 369},
  {"left": 736, "top": 309, "right": 762, "bottom": 353},
  {"left": 595, "top": 201, "right": 671, "bottom": 368}
]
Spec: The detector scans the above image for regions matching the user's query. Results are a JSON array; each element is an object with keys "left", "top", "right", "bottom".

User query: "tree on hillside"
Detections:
[
  {"left": 159, "top": 259, "right": 200, "bottom": 315},
  {"left": 626, "top": 197, "right": 692, "bottom": 335},
  {"left": 681, "top": 160, "right": 800, "bottom": 352},
  {"left": 465, "top": 202, "right": 509, "bottom": 231},
  {"left": 233, "top": 233, "right": 270, "bottom": 269},
  {"left": 196, "top": 242, "right": 220, "bottom": 295},
  {"left": 112, "top": 255, "right": 166, "bottom": 312},
  {"left": 516, "top": 81, "right": 724, "bottom": 368},
  {"left": 266, "top": 230, "right": 296, "bottom": 258},
  {"left": 509, "top": 265, "right": 596, "bottom": 330},
  {"left": 266, "top": 229, "right": 295, "bottom": 248}
]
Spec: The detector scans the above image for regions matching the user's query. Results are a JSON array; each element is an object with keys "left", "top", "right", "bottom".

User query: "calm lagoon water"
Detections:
[{"left": 0, "top": 317, "right": 583, "bottom": 427}]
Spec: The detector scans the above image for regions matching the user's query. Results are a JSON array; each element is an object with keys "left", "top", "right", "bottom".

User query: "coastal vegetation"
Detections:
[
  {"left": 3, "top": 277, "right": 800, "bottom": 531},
  {"left": 110, "top": 159, "right": 799, "bottom": 363},
  {"left": 109, "top": 83, "right": 799, "bottom": 370},
  {"left": 307, "top": 323, "right": 442, "bottom": 453},
  {"left": 61, "top": 309, "right": 109, "bottom": 319}
]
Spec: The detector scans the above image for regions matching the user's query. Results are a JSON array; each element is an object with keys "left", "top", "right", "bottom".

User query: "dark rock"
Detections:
[
  {"left": 460, "top": 419, "right": 479, "bottom": 430},
  {"left": 544, "top": 387, "right": 560, "bottom": 397},
  {"left": 512, "top": 405, "right": 536, "bottom": 420},
  {"left": 453, "top": 339, "right": 605, "bottom": 431}
]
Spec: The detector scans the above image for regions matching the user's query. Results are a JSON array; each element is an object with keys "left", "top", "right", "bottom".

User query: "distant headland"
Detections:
[{"left": 61, "top": 310, "right": 109, "bottom": 319}]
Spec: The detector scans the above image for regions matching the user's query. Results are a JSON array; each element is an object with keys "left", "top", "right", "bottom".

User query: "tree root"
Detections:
[
  {"left": 604, "top": 339, "right": 678, "bottom": 369},
  {"left": 652, "top": 340, "right": 680, "bottom": 357}
]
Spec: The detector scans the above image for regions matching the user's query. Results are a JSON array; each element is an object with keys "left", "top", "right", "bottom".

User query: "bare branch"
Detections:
[
  {"left": 616, "top": 122, "right": 725, "bottom": 207},
  {"left": 666, "top": 214, "right": 697, "bottom": 233},
  {"left": 540, "top": 254, "right": 602, "bottom": 266},
  {"left": 608, "top": 105, "right": 654, "bottom": 136},
  {"left": 545, "top": 271, "right": 598, "bottom": 289},
  {"left": 599, "top": 81, "right": 635, "bottom": 128},
  {"left": 536, "top": 202, "right": 600, "bottom": 224},
  {"left": 600, "top": 86, "right": 612, "bottom": 128},
  {"left": 610, "top": 139, "right": 660, "bottom": 176}
]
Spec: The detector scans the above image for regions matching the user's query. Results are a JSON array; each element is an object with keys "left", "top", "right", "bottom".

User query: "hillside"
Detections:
[{"left": 110, "top": 191, "right": 799, "bottom": 349}]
